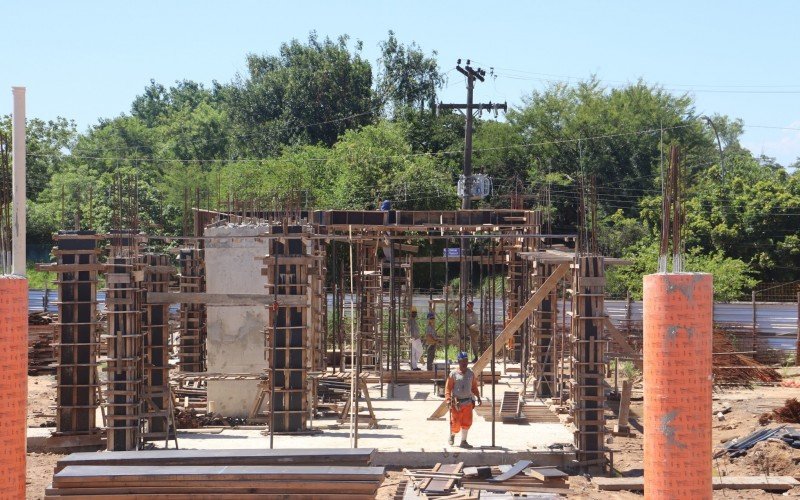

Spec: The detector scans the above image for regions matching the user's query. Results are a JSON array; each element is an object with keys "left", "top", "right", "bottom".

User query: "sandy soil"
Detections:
[
  {"left": 26, "top": 452, "right": 62, "bottom": 500},
  {"left": 379, "top": 368, "right": 800, "bottom": 498},
  {"left": 28, "top": 373, "right": 56, "bottom": 429}
]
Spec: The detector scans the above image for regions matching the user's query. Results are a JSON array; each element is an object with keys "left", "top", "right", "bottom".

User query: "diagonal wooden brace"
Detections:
[{"left": 427, "top": 262, "right": 571, "bottom": 419}]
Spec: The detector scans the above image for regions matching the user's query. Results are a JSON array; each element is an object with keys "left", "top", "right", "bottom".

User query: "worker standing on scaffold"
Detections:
[{"left": 445, "top": 351, "right": 482, "bottom": 448}]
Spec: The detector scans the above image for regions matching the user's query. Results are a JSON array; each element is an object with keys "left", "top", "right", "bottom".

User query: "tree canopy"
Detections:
[{"left": 9, "top": 32, "right": 798, "bottom": 300}]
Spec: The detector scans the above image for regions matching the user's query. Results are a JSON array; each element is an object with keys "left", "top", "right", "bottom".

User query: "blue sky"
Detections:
[{"left": 3, "top": 1, "right": 800, "bottom": 165}]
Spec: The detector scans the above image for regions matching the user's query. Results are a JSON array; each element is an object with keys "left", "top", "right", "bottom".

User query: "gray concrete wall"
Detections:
[{"left": 204, "top": 224, "right": 270, "bottom": 417}]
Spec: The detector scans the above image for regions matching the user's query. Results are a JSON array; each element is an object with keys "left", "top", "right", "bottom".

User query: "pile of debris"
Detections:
[
  {"left": 28, "top": 312, "right": 56, "bottom": 374},
  {"left": 173, "top": 408, "right": 246, "bottom": 429},
  {"left": 774, "top": 398, "right": 800, "bottom": 423},
  {"left": 399, "top": 460, "right": 569, "bottom": 498},
  {"left": 760, "top": 398, "right": 800, "bottom": 425},
  {"left": 715, "top": 425, "right": 800, "bottom": 459},
  {"left": 724, "top": 439, "right": 800, "bottom": 477},
  {"left": 713, "top": 331, "right": 781, "bottom": 385}
]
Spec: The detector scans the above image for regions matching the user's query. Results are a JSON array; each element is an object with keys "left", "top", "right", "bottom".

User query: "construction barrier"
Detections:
[
  {"left": 643, "top": 273, "right": 713, "bottom": 500},
  {"left": 0, "top": 275, "right": 28, "bottom": 498}
]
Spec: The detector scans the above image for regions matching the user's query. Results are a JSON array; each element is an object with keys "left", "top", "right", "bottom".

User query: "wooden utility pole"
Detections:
[
  {"left": 438, "top": 61, "right": 507, "bottom": 343},
  {"left": 438, "top": 60, "right": 507, "bottom": 210}
]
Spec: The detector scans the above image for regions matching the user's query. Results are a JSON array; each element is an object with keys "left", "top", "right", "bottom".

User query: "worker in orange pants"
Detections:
[{"left": 444, "top": 351, "right": 482, "bottom": 448}]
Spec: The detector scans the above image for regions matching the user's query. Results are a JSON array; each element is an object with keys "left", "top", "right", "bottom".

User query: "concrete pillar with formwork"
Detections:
[
  {"left": 104, "top": 232, "right": 143, "bottom": 451},
  {"left": 263, "top": 223, "right": 313, "bottom": 432},
  {"left": 357, "top": 238, "right": 381, "bottom": 374},
  {"left": 569, "top": 255, "right": 607, "bottom": 470},
  {"left": 505, "top": 210, "right": 541, "bottom": 363},
  {"left": 178, "top": 248, "right": 206, "bottom": 373},
  {"left": 139, "top": 253, "right": 174, "bottom": 442},
  {"left": 204, "top": 224, "right": 271, "bottom": 417},
  {"left": 530, "top": 261, "right": 558, "bottom": 398},
  {"left": 52, "top": 231, "right": 102, "bottom": 439},
  {"left": 309, "top": 237, "right": 328, "bottom": 372}
]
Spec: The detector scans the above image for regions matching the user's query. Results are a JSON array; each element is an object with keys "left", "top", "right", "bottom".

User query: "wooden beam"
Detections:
[
  {"left": 427, "top": 262, "right": 571, "bottom": 419},
  {"left": 593, "top": 476, "right": 799, "bottom": 492},
  {"left": 147, "top": 292, "right": 307, "bottom": 307},
  {"left": 409, "top": 256, "right": 504, "bottom": 264},
  {"left": 603, "top": 317, "right": 641, "bottom": 367}
]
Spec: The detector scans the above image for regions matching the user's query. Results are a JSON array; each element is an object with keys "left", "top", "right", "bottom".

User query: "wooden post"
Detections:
[{"left": 613, "top": 379, "right": 631, "bottom": 437}]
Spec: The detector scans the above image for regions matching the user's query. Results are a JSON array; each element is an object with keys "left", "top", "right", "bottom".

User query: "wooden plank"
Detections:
[
  {"left": 527, "top": 467, "right": 567, "bottom": 481},
  {"left": 105, "top": 274, "right": 131, "bottom": 284},
  {"left": 56, "top": 449, "right": 375, "bottom": 472},
  {"left": 146, "top": 292, "right": 307, "bottom": 307},
  {"left": 593, "top": 476, "right": 799, "bottom": 492},
  {"left": 46, "top": 480, "right": 378, "bottom": 495},
  {"left": 615, "top": 379, "right": 632, "bottom": 434},
  {"left": 487, "top": 460, "right": 531, "bottom": 483},
  {"left": 53, "top": 465, "right": 385, "bottom": 485},
  {"left": 409, "top": 256, "right": 504, "bottom": 264},
  {"left": 428, "top": 262, "right": 570, "bottom": 419},
  {"left": 45, "top": 493, "right": 375, "bottom": 500},
  {"left": 422, "top": 463, "right": 463, "bottom": 494},
  {"left": 603, "top": 317, "right": 640, "bottom": 363},
  {"left": 37, "top": 263, "right": 108, "bottom": 272}
]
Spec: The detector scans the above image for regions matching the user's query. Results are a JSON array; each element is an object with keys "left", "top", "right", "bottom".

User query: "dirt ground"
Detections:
[
  {"left": 378, "top": 367, "right": 800, "bottom": 498},
  {"left": 26, "top": 369, "right": 800, "bottom": 499},
  {"left": 26, "top": 452, "right": 62, "bottom": 500}
]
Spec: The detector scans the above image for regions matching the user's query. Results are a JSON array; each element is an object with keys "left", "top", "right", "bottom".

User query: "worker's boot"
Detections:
[
  {"left": 459, "top": 440, "right": 473, "bottom": 449},
  {"left": 448, "top": 434, "right": 455, "bottom": 446}
]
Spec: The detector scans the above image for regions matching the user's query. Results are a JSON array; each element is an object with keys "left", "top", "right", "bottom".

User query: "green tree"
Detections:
[
  {"left": 0, "top": 116, "right": 78, "bottom": 199},
  {"left": 376, "top": 31, "right": 445, "bottom": 115},
  {"left": 226, "top": 33, "right": 375, "bottom": 156}
]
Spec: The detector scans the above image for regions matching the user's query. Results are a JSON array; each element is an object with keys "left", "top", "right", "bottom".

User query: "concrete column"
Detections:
[
  {"left": 11, "top": 86, "right": 26, "bottom": 276},
  {"left": 643, "top": 273, "right": 713, "bottom": 500}
]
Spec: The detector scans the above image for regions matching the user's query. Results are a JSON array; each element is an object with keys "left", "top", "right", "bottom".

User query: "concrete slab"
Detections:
[
  {"left": 158, "top": 380, "right": 576, "bottom": 467},
  {"left": 27, "top": 378, "right": 577, "bottom": 467}
]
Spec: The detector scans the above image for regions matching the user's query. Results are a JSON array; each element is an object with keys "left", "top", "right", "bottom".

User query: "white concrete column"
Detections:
[{"left": 11, "top": 87, "right": 26, "bottom": 276}]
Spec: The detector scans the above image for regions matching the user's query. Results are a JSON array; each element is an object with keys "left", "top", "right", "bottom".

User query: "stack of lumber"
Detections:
[
  {"left": 404, "top": 463, "right": 464, "bottom": 497},
  {"left": 475, "top": 400, "right": 560, "bottom": 424},
  {"left": 402, "top": 461, "right": 569, "bottom": 497},
  {"left": 47, "top": 448, "right": 383, "bottom": 499},
  {"left": 172, "top": 378, "right": 207, "bottom": 412},
  {"left": 29, "top": 313, "right": 56, "bottom": 374}
]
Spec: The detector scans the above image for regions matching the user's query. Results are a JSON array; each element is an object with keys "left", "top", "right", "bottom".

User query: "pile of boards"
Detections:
[
  {"left": 28, "top": 313, "right": 56, "bottom": 374},
  {"left": 400, "top": 460, "right": 569, "bottom": 498},
  {"left": 46, "top": 448, "right": 385, "bottom": 499}
]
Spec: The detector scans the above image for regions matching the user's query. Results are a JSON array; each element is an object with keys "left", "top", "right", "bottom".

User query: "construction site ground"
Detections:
[{"left": 26, "top": 367, "right": 800, "bottom": 499}]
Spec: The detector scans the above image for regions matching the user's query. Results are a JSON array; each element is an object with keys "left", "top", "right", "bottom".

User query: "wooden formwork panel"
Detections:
[
  {"left": 54, "top": 231, "right": 101, "bottom": 436},
  {"left": 263, "top": 225, "right": 312, "bottom": 433},
  {"left": 569, "top": 255, "right": 607, "bottom": 469},
  {"left": 105, "top": 253, "right": 143, "bottom": 451},
  {"left": 530, "top": 260, "right": 557, "bottom": 398},
  {"left": 139, "top": 253, "right": 173, "bottom": 439},
  {"left": 178, "top": 248, "right": 206, "bottom": 372}
]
